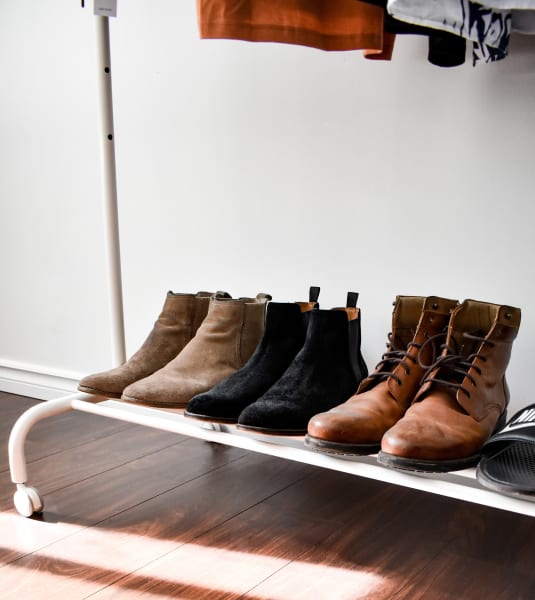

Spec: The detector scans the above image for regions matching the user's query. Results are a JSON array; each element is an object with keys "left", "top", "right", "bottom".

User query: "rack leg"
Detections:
[{"left": 8, "top": 392, "right": 104, "bottom": 516}]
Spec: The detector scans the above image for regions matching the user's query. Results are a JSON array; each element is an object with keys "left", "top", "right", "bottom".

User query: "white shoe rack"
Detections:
[
  {"left": 9, "top": 392, "right": 535, "bottom": 518},
  {"left": 7, "top": 5, "right": 535, "bottom": 520}
]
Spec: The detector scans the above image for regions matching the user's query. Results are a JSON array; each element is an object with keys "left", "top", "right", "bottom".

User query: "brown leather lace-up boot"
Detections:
[
  {"left": 121, "top": 293, "right": 270, "bottom": 408},
  {"left": 305, "top": 296, "right": 458, "bottom": 456},
  {"left": 78, "top": 291, "right": 215, "bottom": 398},
  {"left": 378, "top": 299, "right": 521, "bottom": 472}
]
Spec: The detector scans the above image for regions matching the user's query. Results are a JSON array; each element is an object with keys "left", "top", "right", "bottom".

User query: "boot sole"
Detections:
[
  {"left": 236, "top": 424, "right": 306, "bottom": 436},
  {"left": 121, "top": 394, "right": 188, "bottom": 409},
  {"left": 304, "top": 434, "right": 380, "bottom": 457},
  {"left": 377, "top": 411, "right": 509, "bottom": 473},
  {"left": 376, "top": 451, "right": 481, "bottom": 473},
  {"left": 183, "top": 410, "right": 238, "bottom": 424},
  {"left": 78, "top": 385, "right": 122, "bottom": 399}
]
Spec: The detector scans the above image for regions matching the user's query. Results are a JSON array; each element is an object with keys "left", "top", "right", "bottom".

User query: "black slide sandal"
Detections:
[{"left": 477, "top": 404, "right": 535, "bottom": 500}]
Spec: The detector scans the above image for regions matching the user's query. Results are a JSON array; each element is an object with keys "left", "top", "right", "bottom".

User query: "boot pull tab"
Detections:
[
  {"left": 214, "top": 291, "right": 232, "bottom": 299},
  {"left": 346, "top": 292, "right": 359, "bottom": 308},
  {"left": 309, "top": 286, "right": 320, "bottom": 303},
  {"left": 255, "top": 293, "right": 272, "bottom": 302}
]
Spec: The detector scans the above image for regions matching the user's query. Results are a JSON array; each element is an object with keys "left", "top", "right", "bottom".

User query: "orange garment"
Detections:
[
  {"left": 364, "top": 31, "right": 395, "bottom": 60},
  {"left": 196, "top": 0, "right": 389, "bottom": 55}
]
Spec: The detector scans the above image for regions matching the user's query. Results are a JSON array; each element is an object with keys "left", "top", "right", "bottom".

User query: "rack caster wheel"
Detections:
[{"left": 14, "top": 485, "right": 44, "bottom": 517}]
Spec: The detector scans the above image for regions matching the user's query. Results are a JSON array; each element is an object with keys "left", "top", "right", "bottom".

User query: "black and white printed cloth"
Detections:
[
  {"left": 479, "top": 0, "right": 535, "bottom": 7},
  {"left": 386, "top": 0, "right": 532, "bottom": 64}
]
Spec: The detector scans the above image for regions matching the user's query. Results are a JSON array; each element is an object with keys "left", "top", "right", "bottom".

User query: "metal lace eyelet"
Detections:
[
  {"left": 432, "top": 303, "right": 439, "bottom": 309},
  {"left": 505, "top": 312, "right": 512, "bottom": 320}
]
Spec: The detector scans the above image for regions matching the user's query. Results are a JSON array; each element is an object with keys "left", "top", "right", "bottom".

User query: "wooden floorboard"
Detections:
[
  {"left": 2, "top": 392, "right": 535, "bottom": 599},
  {"left": 0, "top": 452, "right": 311, "bottom": 597},
  {"left": 0, "top": 395, "right": 136, "bottom": 473},
  {"left": 0, "top": 425, "right": 189, "bottom": 511}
]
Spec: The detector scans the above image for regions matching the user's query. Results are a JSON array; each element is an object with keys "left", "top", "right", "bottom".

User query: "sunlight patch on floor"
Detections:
[{"left": 0, "top": 511, "right": 386, "bottom": 599}]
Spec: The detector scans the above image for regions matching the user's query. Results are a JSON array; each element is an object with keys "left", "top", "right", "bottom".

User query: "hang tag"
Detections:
[{"left": 94, "top": 0, "right": 117, "bottom": 17}]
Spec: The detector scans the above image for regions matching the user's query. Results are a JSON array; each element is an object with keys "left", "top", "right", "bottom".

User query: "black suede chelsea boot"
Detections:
[
  {"left": 184, "top": 287, "right": 320, "bottom": 423},
  {"left": 237, "top": 292, "right": 368, "bottom": 435}
]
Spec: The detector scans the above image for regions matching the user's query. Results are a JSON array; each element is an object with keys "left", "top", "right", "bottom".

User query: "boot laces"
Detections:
[
  {"left": 418, "top": 331, "right": 495, "bottom": 398},
  {"left": 367, "top": 333, "right": 422, "bottom": 386}
]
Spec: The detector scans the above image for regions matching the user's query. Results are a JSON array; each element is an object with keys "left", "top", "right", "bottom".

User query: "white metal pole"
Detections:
[{"left": 95, "top": 14, "right": 126, "bottom": 365}]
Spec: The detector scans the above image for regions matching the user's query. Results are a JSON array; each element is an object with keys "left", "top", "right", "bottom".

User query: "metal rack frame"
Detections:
[{"left": 7, "top": 7, "right": 535, "bottom": 520}]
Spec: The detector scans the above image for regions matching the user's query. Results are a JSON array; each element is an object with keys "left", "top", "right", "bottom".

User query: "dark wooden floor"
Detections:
[{"left": 1, "top": 392, "right": 535, "bottom": 599}]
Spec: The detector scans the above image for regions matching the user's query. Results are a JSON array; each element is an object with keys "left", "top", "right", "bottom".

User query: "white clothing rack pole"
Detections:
[
  {"left": 8, "top": 7, "right": 125, "bottom": 517},
  {"left": 96, "top": 13, "right": 126, "bottom": 365}
]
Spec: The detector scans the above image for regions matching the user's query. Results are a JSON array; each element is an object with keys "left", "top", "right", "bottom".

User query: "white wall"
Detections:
[{"left": 1, "top": 0, "right": 534, "bottom": 411}]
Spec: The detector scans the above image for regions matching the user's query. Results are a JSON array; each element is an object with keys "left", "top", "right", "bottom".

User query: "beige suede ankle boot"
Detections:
[
  {"left": 78, "top": 291, "right": 217, "bottom": 398},
  {"left": 121, "top": 293, "right": 270, "bottom": 408}
]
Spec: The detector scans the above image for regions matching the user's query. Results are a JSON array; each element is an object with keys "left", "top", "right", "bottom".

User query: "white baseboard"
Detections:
[{"left": 0, "top": 360, "right": 82, "bottom": 401}]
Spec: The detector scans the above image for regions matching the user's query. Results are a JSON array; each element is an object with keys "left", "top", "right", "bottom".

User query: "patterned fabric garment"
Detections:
[
  {"left": 477, "top": 0, "right": 535, "bottom": 7},
  {"left": 472, "top": 0, "right": 535, "bottom": 33},
  {"left": 387, "top": 0, "right": 512, "bottom": 64}
]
